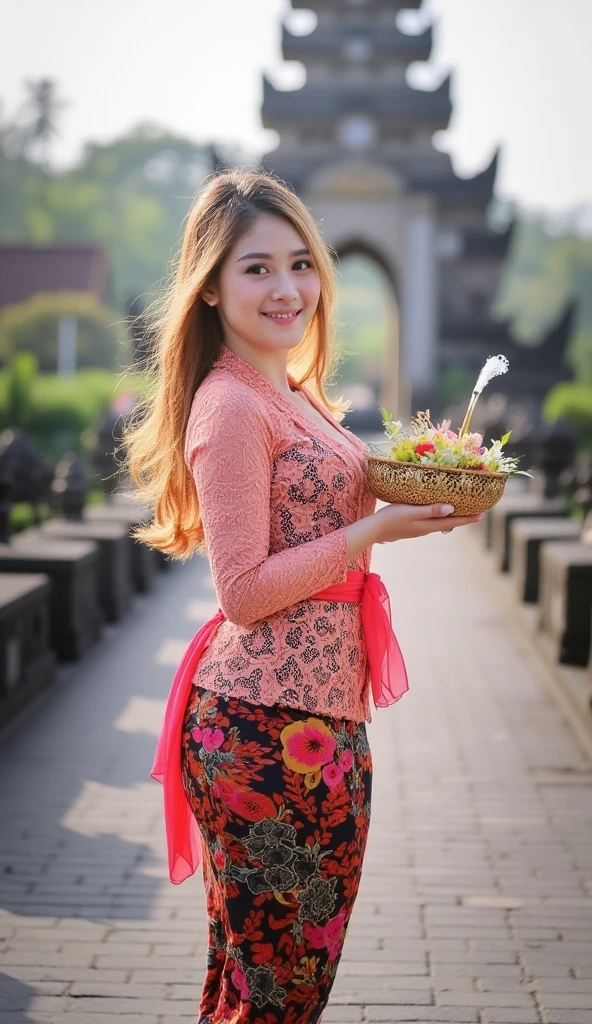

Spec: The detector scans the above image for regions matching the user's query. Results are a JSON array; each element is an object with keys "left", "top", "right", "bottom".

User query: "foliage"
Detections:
[
  {"left": 543, "top": 381, "right": 592, "bottom": 451},
  {"left": 4, "top": 350, "right": 37, "bottom": 427},
  {"left": 0, "top": 366, "right": 146, "bottom": 463},
  {"left": 0, "top": 291, "right": 130, "bottom": 371},
  {"left": 493, "top": 216, "right": 592, "bottom": 384},
  {"left": 0, "top": 83, "right": 216, "bottom": 309}
]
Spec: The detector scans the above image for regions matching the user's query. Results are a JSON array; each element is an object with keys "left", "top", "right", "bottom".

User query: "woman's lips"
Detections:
[{"left": 261, "top": 310, "right": 301, "bottom": 324}]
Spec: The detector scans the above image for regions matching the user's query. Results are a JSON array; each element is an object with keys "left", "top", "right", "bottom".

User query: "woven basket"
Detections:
[{"left": 365, "top": 453, "right": 508, "bottom": 515}]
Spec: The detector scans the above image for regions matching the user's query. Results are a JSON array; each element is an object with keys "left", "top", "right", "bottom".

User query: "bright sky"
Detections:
[{"left": 1, "top": 0, "right": 590, "bottom": 221}]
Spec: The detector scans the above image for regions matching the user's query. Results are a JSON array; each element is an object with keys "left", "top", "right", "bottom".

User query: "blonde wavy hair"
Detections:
[{"left": 122, "top": 167, "right": 350, "bottom": 561}]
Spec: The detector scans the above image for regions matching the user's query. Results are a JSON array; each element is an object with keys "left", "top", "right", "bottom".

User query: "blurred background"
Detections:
[{"left": 0, "top": 0, "right": 590, "bottom": 526}]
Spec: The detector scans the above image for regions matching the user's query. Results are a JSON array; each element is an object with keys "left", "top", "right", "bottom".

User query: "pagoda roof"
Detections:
[
  {"left": 408, "top": 149, "right": 501, "bottom": 206},
  {"left": 262, "top": 74, "right": 451, "bottom": 127},
  {"left": 441, "top": 301, "right": 575, "bottom": 392},
  {"left": 461, "top": 220, "right": 515, "bottom": 259},
  {"left": 282, "top": 23, "right": 432, "bottom": 63}
]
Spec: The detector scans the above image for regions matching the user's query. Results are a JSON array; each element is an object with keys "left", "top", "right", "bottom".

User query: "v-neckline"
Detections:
[{"left": 214, "top": 345, "right": 365, "bottom": 462}]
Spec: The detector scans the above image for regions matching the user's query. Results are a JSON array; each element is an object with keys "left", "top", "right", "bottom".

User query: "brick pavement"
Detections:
[{"left": 0, "top": 523, "right": 591, "bottom": 1024}]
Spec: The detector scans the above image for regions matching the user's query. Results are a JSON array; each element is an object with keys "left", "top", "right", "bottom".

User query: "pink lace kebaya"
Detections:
[{"left": 184, "top": 343, "right": 381, "bottom": 723}]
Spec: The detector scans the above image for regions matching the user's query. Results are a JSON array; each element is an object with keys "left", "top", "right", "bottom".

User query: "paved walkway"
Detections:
[{"left": 0, "top": 525, "right": 591, "bottom": 1024}]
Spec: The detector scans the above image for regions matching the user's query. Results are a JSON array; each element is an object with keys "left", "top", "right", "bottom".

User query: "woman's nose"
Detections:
[{"left": 270, "top": 275, "right": 299, "bottom": 300}]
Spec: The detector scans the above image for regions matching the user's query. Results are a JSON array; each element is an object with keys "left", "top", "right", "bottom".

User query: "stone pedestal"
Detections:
[
  {"left": 0, "top": 537, "right": 102, "bottom": 659},
  {"left": 539, "top": 542, "right": 592, "bottom": 666},
  {"left": 479, "top": 476, "right": 528, "bottom": 550},
  {"left": 86, "top": 504, "right": 156, "bottom": 593},
  {"left": 490, "top": 494, "right": 567, "bottom": 572},
  {"left": 510, "top": 517, "right": 582, "bottom": 603},
  {"left": 0, "top": 573, "right": 57, "bottom": 726},
  {"left": 110, "top": 495, "right": 173, "bottom": 572},
  {"left": 39, "top": 519, "right": 132, "bottom": 623}
]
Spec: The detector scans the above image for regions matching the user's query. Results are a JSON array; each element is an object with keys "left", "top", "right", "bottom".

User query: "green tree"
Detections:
[
  {"left": 5, "top": 350, "right": 37, "bottom": 428},
  {"left": 17, "top": 78, "right": 67, "bottom": 165},
  {"left": 543, "top": 381, "right": 592, "bottom": 451},
  {"left": 0, "top": 86, "right": 215, "bottom": 309},
  {"left": 0, "top": 292, "right": 130, "bottom": 372}
]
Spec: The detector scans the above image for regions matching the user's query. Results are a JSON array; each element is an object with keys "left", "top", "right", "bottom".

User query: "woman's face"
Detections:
[{"left": 202, "top": 212, "right": 321, "bottom": 357}]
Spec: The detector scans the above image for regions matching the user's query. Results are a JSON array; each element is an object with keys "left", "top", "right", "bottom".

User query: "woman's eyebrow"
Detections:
[{"left": 235, "top": 248, "right": 310, "bottom": 262}]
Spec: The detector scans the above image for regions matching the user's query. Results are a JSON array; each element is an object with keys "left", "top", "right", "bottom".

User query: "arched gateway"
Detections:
[{"left": 260, "top": 0, "right": 513, "bottom": 423}]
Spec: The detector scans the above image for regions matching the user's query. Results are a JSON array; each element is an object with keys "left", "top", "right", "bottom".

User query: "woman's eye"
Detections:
[{"left": 246, "top": 260, "right": 313, "bottom": 275}]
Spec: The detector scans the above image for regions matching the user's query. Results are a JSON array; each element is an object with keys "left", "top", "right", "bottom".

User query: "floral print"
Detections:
[{"left": 182, "top": 684, "right": 372, "bottom": 1024}]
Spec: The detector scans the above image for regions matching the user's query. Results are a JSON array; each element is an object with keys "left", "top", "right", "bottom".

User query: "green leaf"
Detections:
[{"left": 500, "top": 430, "right": 512, "bottom": 446}]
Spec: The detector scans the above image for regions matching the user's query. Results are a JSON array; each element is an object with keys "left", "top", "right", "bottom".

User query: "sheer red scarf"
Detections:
[{"left": 150, "top": 569, "right": 408, "bottom": 884}]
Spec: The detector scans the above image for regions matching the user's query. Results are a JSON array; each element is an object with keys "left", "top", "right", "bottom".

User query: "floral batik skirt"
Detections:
[{"left": 181, "top": 684, "right": 373, "bottom": 1024}]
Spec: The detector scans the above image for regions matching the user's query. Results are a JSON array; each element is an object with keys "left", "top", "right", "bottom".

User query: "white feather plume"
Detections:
[{"left": 474, "top": 354, "right": 509, "bottom": 395}]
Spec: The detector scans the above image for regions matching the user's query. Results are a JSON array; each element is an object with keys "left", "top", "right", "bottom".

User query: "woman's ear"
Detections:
[{"left": 201, "top": 288, "right": 218, "bottom": 307}]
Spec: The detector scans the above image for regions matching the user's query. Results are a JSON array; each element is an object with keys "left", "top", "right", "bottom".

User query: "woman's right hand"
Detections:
[{"left": 374, "top": 502, "right": 483, "bottom": 543}]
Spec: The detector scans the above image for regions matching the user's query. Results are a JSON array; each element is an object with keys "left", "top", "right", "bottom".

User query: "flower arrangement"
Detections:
[
  {"left": 380, "top": 410, "right": 523, "bottom": 475},
  {"left": 364, "top": 354, "right": 532, "bottom": 514},
  {"left": 378, "top": 355, "right": 531, "bottom": 478}
]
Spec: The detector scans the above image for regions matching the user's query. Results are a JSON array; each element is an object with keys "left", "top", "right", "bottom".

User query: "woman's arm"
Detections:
[{"left": 186, "top": 384, "right": 371, "bottom": 629}]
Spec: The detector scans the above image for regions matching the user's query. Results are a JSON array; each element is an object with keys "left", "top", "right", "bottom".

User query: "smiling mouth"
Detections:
[{"left": 261, "top": 310, "right": 302, "bottom": 321}]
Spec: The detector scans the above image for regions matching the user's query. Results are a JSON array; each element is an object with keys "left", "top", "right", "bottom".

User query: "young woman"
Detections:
[{"left": 124, "top": 168, "right": 481, "bottom": 1024}]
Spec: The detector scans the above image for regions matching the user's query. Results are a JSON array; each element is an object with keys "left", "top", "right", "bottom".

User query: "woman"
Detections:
[{"left": 124, "top": 168, "right": 481, "bottom": 1024}]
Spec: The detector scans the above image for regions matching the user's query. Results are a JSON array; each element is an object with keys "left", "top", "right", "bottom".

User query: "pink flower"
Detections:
[
  {"left": 191, "top": 726, "right": 203, "bottom": 743},
  {"left": 436, "top": 419, "right": 458, "bottom": 440},
  {"left": 231, "top": 963, "right": 250, "bottom": 1000},
  {"left": 202, "top": 727, "right": 225, "bottom": 751},
  {"left": 322, "top": 762, "right": 344, "bottom": 788},
  {"left": 281, "top": 718, "right": 336, "bottom": 772},
  {"left": 324, "top": 911, "right": 346, "bottom": 946},
  {"left": 338, "top": 749, "right": 354, "bottom": 772},
  {"left": 304, "top": 913, "right": 346, "bottom": 962}
]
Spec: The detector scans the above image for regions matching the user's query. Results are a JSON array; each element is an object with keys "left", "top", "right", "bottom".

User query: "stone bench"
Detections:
[
  {"left": 490, "top": 494, "right": 567, "bottom": 572},
  {"left": 85, "top": 503, "right": 157, "bottom": 593},
  {"left": 0, "top": 536, "right": 101, "bottom": 659},
  {"left": 479, "top": 475, "right": 530, "bottom": 550},
  {"left": 510, "top": 517, "right": 582, "bottom": 603},
  {"left": 109, "top": 494, "right": 174, "bottom": 572},
  {"left": 39, "top": 519, "right": 133, "bottom": 623},
  {"left": 0, "top": 573, "right": 57, "bottom": 726},
  {"left": 539, "top": 541, "right": 592, "bottom": 666}
]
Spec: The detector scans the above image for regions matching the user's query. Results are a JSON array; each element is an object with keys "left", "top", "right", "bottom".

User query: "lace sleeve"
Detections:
[{"left": 186, "top": 385, "right": 349, "bottom": 629}]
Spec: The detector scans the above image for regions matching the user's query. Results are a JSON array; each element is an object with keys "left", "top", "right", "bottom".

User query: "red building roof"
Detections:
[{"left": 0, "top": 244, "right": 109, "bottom": 313}]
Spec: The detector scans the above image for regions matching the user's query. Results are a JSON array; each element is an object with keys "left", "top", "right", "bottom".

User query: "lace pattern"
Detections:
[{"left": 184, "top": 345, "right": 377, "bottom": 723}]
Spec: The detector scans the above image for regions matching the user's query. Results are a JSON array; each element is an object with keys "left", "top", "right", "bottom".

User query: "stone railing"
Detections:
[
  {"left": 0, "top": 425, "right": 172, "bottom": 729},
  {"left": 478, "top": 418, "right": 592, "bottom": 728}
]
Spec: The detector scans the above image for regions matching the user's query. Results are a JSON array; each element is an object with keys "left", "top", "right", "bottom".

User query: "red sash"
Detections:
[{"left": 150, "top": 569, "right": 408, "bottom": 883}]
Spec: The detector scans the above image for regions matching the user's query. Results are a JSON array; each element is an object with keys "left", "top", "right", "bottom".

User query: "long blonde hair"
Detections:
[{"left": 122, "top": 167, "right": 350, "bottom": 561}]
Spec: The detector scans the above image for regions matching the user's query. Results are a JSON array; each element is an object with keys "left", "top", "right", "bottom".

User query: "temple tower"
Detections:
[{"left": 260, "top": 0, "right": 514, "bottom": 421}]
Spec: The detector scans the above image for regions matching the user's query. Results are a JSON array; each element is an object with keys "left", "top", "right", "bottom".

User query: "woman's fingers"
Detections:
[{"left": 421, "top": 512, "right": 483, "bottom": 535}]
